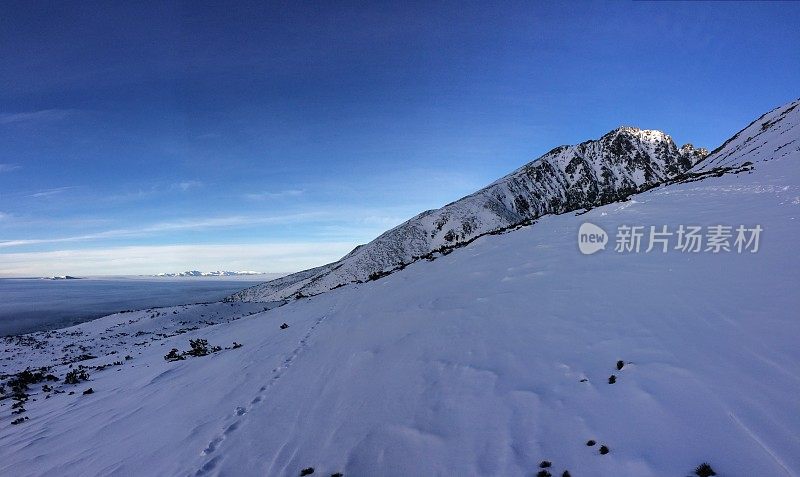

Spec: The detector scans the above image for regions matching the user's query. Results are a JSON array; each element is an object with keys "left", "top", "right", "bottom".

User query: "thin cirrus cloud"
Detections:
[
  {"left": 105, "top": 181, "right": 200, "bottom": 202},
  {"left": 0, "top": 109, "right": 76, "bottom": 125},
  {"left": 244, "top": 189, "right": 304, "bottom": 200},
  {"left": 0, "top": 212, "right": 326, "bottom": 249},
  {"left": 104, "top": 188, "right": 159, "bottom": 203},
  {"left": 175, "top": 180, "right": 203, "bottom": 192},
  {"left": 29, "top": 186, "right": 76, "bottom": 198},
  {"left": 0, "top": 163, "right": 21, "bottom": 173}
]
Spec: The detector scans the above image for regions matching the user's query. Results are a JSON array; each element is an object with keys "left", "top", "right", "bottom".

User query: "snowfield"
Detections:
[{"left": 1, "top": 99, "right": 798, "bottom": 476}]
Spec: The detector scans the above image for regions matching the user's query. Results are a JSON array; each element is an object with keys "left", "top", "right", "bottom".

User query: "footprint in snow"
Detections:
[
  {"left": 202, "top": 437, "right": 222, "bottom": 455},
  {"left": 223, "top": 421, "right": 239, "bottom": 434},
  {"left": 192, "top": 312, "right": 333, "bottom": 476}
]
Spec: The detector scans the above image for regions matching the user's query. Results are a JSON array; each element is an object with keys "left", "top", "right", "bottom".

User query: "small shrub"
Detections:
[
  {"left": 280, "top": 323, "right": 289, "bottom": 330},
  {"left": 64, "top": 369, "right": 89, "bottom": 384},
  {"left": 232, "top": 342, "right": 243, "bottom": 349},
  {"left": 616, "top": 360, "right": 624, "bottom": 370},
  {"left": 599, "top": 445, "right": 610, "bottom": 455},
  {"left": 83, "top": 388, "right": 94, "bottom": 395},
  {"left": 11, "top": 416, "right": 28, "bottom": 425},
  {"left": 608, "top": 375, "right": 616, "bottom": 384},
  {"left": 586, "top": 439, "right": 596, "bottom": 446},
  {"left": 7, "top": 368, "right": 52, "bottom": 396},
  {"left": 188, "top": 339, "right": 210, "bottom": 356},
  {"left": 164, "top": 349, "right": 185, "bottom": 361},
  {"left": 368, "top": 270, "right": 390, "bottom": 281},
  {"left": 562, "top": 472, "right": 571, "bottom": 477},
  {"left": 539, "top": 461, "right": 552, "bottom": 468},
  {"left": 536, "top": 471, "right": 551, "bottom": 477},
  {"left": 165, "top": 339, "right": 221, "bottom": 360},
  {"left": 694, "top": 463, "right": 717, "bottom": 477},
  {"left": 300, "top": 468, "right": 314, "bottom": 476}
]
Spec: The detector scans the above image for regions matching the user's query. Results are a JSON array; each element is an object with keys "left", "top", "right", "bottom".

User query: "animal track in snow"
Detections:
[{"left": 192, "top": 312, "right": 330, "bottom": 475}]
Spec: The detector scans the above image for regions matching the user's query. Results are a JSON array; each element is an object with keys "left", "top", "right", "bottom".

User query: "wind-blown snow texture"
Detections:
[
  {"left": 695, "top": 99, "right": 798, "bottom": 171},
  {"left": 1, "top": 99, "right": 798, "bottom": 476},
  {"left": 230, "top": 128, "right": 708, "bottom": 302}
]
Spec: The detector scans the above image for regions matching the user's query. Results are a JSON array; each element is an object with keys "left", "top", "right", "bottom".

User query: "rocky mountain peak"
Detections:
[{"left": 231, "top": 122, "right": 718, "bottom": 302}]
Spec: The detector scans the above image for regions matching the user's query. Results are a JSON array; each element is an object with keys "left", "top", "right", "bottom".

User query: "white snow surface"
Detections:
[
  {"left": 1, "top": 99, "right": 799, "bottom": 476},
  {"left": 694, "top": 99, "right": 799, "bottom": 171}
]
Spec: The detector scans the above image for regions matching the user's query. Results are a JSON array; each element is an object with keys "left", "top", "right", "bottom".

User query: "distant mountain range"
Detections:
[{"left": 152, "top": 271, "right": 267, "bottom": 277}]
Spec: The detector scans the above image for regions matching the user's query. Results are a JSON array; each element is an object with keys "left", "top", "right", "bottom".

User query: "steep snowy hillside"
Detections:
[
  {"left": 694, "top": 99, "right": 799, "bottom": 171},
  {"left": 1, "top": 99, "right": 798, "bottom": 477},
  {"left": 230, "top": 128, "right": 708, "bottom": 302}
]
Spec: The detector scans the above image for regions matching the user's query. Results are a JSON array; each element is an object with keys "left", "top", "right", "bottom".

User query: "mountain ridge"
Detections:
[{"left": 230, "top": 99, "right": 798, "bottom": 302}]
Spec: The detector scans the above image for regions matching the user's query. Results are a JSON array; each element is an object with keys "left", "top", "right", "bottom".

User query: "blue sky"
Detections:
[{"left": 1, "top": 1, "right": 798, "bottom": 276}]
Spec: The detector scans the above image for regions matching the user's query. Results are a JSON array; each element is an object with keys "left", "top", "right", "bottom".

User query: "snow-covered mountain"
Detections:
[
  {"left": 231, "top": 128, "right": 709, "bottom": 302},
  {"left": 694, "top": 99, "right": 798, "bottom": 171},
  {"left": 154, "top": 270, "right": 267, "bottom": 277},
  {"left": 2, "top": 98, "right": 798, "bottom": 476}
]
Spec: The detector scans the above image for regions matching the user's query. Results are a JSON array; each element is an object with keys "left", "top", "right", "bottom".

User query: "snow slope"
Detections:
[
  {"left": 230, "top": 128, "right": 707, "bottom": 302},
  {"left": 1, "top": 99, "right": 799, "bottom": 476},
  {"left": 694, "top": 99, "right": 799, "bottom": 171}
]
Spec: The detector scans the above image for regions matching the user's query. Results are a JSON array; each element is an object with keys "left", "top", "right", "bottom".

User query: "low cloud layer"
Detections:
[{"left": 0, "top": 242, "right": 354, "bottom": 276}]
